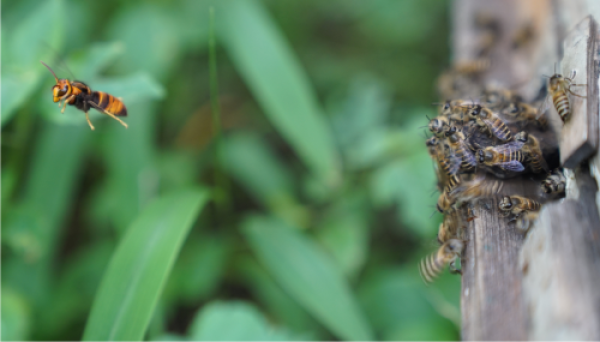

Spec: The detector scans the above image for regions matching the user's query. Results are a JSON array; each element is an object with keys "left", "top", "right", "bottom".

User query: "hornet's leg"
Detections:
[
  {"left": 85, "top": 112, "right": 95, "bottom": 131},
  {"left": 61, "top": 95, "right": 76, "bottom": 113},
  {"left": 102, "top": 111, "right": 128, "bottom": 129}
]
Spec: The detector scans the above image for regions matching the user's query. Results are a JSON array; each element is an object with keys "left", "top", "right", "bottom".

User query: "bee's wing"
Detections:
[
  {"left": 490, "top": 140, "right": 525, "bottom": 154},
  {"left": 537, "top": 94, "right": 551, "bottom": 119},
  {"left": 460, "top": 142, "right": 478, "bottom": 168},
  {"left": 483, "top": 118, "right": 511, "bottom": 141},
  {"left": 497, "top": 160, "right": 525, "bottom": 172},
  {"left": 439, "top": 152, "right": 460, "bottom": 175}
]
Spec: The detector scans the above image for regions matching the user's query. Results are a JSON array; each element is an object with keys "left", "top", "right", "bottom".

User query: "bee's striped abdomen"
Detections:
[
  {"left": 522, "top": 198, "right": 541, "bottom": 211},
  {"left": 92, "top": 91, "right": 128, "bottom": 117},
  {"left": 491, "top": 119, "right": 512, "bottom": 141},
  {"left": 552, "top": 92, "right": 570, "bottom": 122},
  {"left": 419, "top": 253, "right": 444, "bottom": 284},
  {"left": 458, "top": 146, "right": 477, "bottom": 172}
]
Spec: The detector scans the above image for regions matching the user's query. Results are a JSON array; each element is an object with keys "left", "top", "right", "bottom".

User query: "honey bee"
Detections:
[
  {"left": 439, "top": 99, "right": 473, "bottom": 123},
  {"left": 437, "top": 209, "right": 459, "bottom": 244},
  {"left": 445, "top": 127, "right": 478, "bottom": 173},
  {"left": 502, "top": 101, "right": 547, "bottom": 128},
  {"left": 428, "top": 115, "right": 451, "bottom": 137},
  {"left": 41, "top": 61, "right": 128, "bottom": 130},
  {"left": 481, "top": 87, "right": 518, "bottom": 110},
  {"left": 453, "top": 59, "right": 491, "bottom": 75},
  {"left": 467, "top": 105, "right": 512, "bottom": 141},
  {"left": 498, "top": 195, "right": 541, "bottom": 217},
  {"left": 547, "top": 70, "right": 586, "bottom": 123},
  {"left": 512, "top": 22, "right": 536, "bottom": 50},
  {"left": 541, "top": 168, "right": 566, "bottom": 196},
  {"left": 426, "top": 136, "right": 440, "bottom": 159},
  {"left": 514, "top": 131, "right": 548, "bottom": 173},
  {"left": 419, "top": 239, "right": 464, "bottom": 284},
  {"left": 450, "top": 175, "right": 503, "bottom": 204},
  {"left": 436, "top": 189, "right": 455, "bottom": 214},
  {"left": 514, "top": 210, "right": 540, "bottom": 233},
  {"left": 477, "top": 138, "right": 527, "bottom": 172},
  {"left": 474, "top": 13, "right": 501, "bottom": 56}
]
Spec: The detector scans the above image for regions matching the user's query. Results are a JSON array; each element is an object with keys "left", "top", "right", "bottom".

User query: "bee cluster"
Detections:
[{"left": 418, "top": 15, "right": 578, "bottom": 284}]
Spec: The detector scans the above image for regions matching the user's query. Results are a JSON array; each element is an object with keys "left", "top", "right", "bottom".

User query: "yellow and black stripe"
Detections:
[
  {"left": 91, "top": 91, "right": 128, "bottom": 117},
  {"left": 552, "top": 91, "right": 570, "bottom": 122},
  {"left": 490, "top": 118, "right": 512, "bottom": 141}
]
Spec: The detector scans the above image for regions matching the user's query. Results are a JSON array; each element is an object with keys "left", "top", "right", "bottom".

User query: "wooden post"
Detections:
[{"left": 452, "top": 0, "right": 600, "bottom": 340}]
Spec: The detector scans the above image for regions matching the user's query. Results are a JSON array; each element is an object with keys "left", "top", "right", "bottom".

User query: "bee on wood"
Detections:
[
  {"left": 450, "top": 175, "right": 503, "bottom": 204},
  {"left": 439, "top": 99, "right": 473, "bottom": 123},
  {"left": 419, "top": 239, "right": 464, "bottom": 284},
  {"left": 512, "top": 22, "right": 536, "bottom": 50},
  {"left": 498, "top": 195, "right": 541, "bottom": 218},
  {"left": 437, "top": 189, "right": 455, "bottom": 214},
  {"left": 477, "top": 138, "right": 527, "bottom": 173},
  {"left": 41, "top": 61, "right": 128, "bottom": 130},
  {"left": 514, "top": 211, "right": 540, "bottom": 233},
  {"left": 514, "top": 131, "right": 548, "bottom": 173},
  {"left": 502, "top": 101, "right": 547, "bottom": 128},
  {"left": 445, "top": 126, "right": 478, "bottom": 174},
  {"left": 426, "top": 136, "right": 441, "bottom": 159},
  {"left": 437, "top": 209, "right": 460, "bottom": 244},
  {"left": 541, "top": 168, "right": 566, "bottom": 196},
  {"left": 474, "top": 12, "right": 501, "bottom": 57},
  {"left": 452, "top": 59, "right": 491, "bottom": 76},
  {"left": 467, "top": 105, "right": 512, "bottom": 141},
  {"left": 546, "top": 70, "right": 586, "bottom": 123},
  {"left": 481, "top": 87, "right": 518, "bottom": 110},
  {"left": 428, "top": 115, "right": 451, "bottom": 137}
]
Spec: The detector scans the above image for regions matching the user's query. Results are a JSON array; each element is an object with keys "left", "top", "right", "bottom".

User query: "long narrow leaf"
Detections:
[
  {"left": 220, "top": 0, "right": 340, "bottom": 185},
  {"left": 83, "top": 188, "right": 209, "bottom": 341},
  {"left": 243, "top": 215, "right": 374, "bottom": 340}
]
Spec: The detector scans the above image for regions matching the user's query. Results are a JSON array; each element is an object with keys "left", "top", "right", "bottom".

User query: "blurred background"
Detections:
[{"left": 1, "top": 0, "right": 460, "bottom": 340}]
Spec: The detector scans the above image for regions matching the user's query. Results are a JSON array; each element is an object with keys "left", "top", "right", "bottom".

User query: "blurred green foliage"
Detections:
[{"left": 1, "top": 0, "right": 459, "bottom": 340}]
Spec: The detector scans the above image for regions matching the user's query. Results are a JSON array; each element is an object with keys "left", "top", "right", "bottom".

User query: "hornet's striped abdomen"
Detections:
[{"left": 92, "top": 91, "right": 127, "bottom": 117}]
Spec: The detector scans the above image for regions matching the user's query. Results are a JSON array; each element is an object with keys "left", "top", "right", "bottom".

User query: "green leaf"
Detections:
[
  {"left": 2, "top": 125, "right": 90, "bottom": 307},
  {"left": 1, "top": 71, "right": 39, "bottom": 126},
  {"left": 237, "top": 258, "right": 323, "bottom": 339},
  {"left": 2, "top": 0, "right": 64, "bottom": 126},
  {"left": 222, "top": 132, "right": 308, "bottom": 227},
  {"left": 220, "top": 0, "right": 340, "bottom": 185},
  {"left": 163, "top": 234, "right": 231, "bottom": 304},
  {"left": 357, "top": 266, "right": 458, "bottom": 341},
  {"left": 243, "top": 215, "right": 373, "bottom": 340},
  {"left": 314, "top": 194, "right": 370, "bottom": 278},
  {"left": 1, "top": 288, "right": 32, "bottom": 341},
  {"left": 105, "top": 3, "right": 181, "bottom": 80},
  {"left": 83, "top": 188, "right": 209, "bottom": 341},
  {"left": 188, "top": 301, "right": 297, "bottom": 341}
]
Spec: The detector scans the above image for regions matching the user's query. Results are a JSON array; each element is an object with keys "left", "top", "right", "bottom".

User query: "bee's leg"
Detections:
[
  {"left": 567, "top": 85, "right": 587, "bottom": 98},
  {"left": 85, "top": 112, "right": 95, "bottom": 131},
  {"left": 103, "top": 111, "right": 129, "bottom": 129},
  {"left": 61, "top": 95, "right": 76, "bottom": 113},
  {"left": 449, "top": 260, "right": 462, "bottom": 275}
]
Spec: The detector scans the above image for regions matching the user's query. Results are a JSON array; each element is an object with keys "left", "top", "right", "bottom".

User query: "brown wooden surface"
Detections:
[
  {"left": 520, "top": 171, "right": 600, "bottom": 340},
  {"left": 560, "top": 16, "right": 599, "bottom": 167},
  {"left": 452, "top": 0, "right": 554, "bottom": 340}
]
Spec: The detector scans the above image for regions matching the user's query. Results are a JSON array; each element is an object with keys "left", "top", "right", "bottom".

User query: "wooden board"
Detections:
[
  {"left": 520, "top": 171, "right": 600, "bottom": 340},
  {"left": 559, "top": 16, "right": 599, "bottom": 167}
]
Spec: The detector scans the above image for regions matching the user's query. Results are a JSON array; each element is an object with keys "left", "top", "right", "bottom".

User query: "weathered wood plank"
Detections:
[
  {"left": 559, "top": 16, "right": 599, "bottom": 167},
  {"left": 452, "top": 1, "right": 554, "bottom": 340},
  {"left": 520, "top": 170, "right": 600, "bottom": 340}
]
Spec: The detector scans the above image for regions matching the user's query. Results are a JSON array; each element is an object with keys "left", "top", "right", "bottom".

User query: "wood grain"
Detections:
[
  {"left": 452, "top": 0, "right": 554, "bottom": 340},
  {"left": 559, "top": 16, "right": 599, "bottom": 168},
  {"left": 520, "top": 171, "right": 600, "bottom": 340}
]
